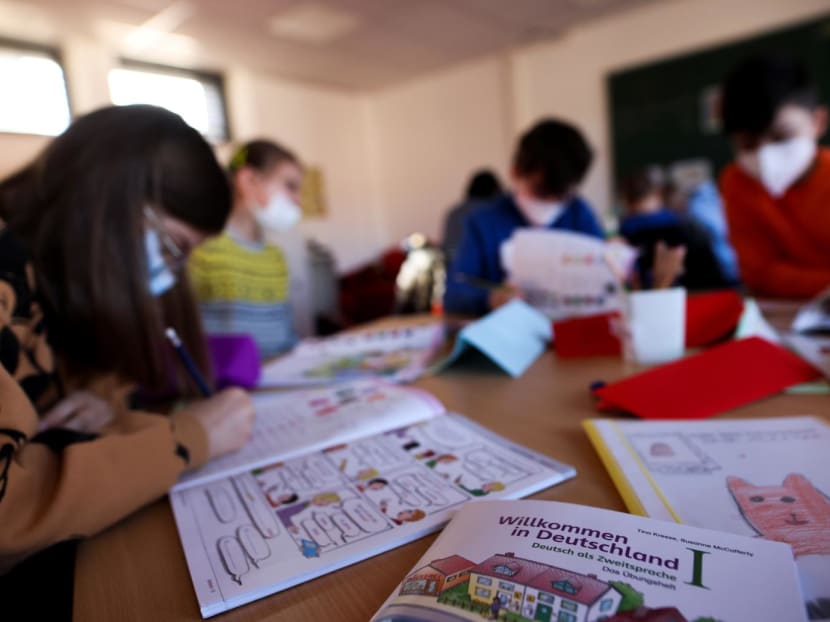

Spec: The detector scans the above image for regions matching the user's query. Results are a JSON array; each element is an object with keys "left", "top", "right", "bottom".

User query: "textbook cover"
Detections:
[
  {"left": 170, "top": 380, "right": 575, "bottom": 617},
  {"left": 373, "top": 499, "right": 806, "bottom": 622}
]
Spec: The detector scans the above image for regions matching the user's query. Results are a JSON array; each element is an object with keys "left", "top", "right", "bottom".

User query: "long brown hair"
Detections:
[{"left": 0, "top": 105, "right": 231, "bottom": 393}]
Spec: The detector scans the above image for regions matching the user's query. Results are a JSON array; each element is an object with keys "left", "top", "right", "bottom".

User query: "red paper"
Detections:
[
  {"left": 685, "top": 289, "right": 744, "bottom": 347},
  {"left": 553, "top": 313, "right": 622, "bottom": 357},
  {"left": 594, "top": 337, "right": 819, "bottom": 420}
]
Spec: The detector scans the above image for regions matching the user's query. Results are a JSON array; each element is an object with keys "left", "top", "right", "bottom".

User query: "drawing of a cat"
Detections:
[{"left": 727, "top": 473, "right": 830, "bottom": 557}]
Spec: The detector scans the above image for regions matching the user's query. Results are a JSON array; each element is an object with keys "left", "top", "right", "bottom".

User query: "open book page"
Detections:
[
  {"left": 500, "top": 229, "right": 636, "bottom": 321},
  {"left": 373, "top": 499, "right": 805, "bottom": 622},
  {"left": 171, "top": 414, "right": 575, "bottom": 617},
  {"left": 584, "top": 416, "right": 830, "bottom": 621},
  {"left": 176, "top": 379, "right": 445, "bottom": 490},
  {"left": 259, "top": 323, "right": 446, "bottom": 388}
]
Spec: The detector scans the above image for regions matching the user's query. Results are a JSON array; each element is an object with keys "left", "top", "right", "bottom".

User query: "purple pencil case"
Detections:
[{"left": 207, "top": 334, "right": 261, "bottom": 390}]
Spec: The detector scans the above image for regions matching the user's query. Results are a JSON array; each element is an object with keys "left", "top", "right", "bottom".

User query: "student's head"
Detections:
[
  {"left": 228, "top": 139, "right": 303, "bottom": 232},
  {"left": 511, "top": 118, "right": 593, "bottom": 226},
  {"left": 722, "top": 54, "right": 827, "bottom": 197},
  {"left": 465, "top": 169, "right": 502, "bottom": 200},
  {"left": 620, "top": 166, "right": 666, "bottom": 216},
  {"left": 0, "top": 104, "right": 230, "bottom": 391}
]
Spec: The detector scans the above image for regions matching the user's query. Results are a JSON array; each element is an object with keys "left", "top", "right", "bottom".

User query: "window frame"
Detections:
[
  {"left": 0, "top": 36, "right": 72, "bottom": 137},
  {"left": 112, "top": 57, "right": 232, "bottom": 143}
]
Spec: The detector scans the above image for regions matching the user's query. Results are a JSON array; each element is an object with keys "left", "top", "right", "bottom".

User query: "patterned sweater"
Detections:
[
  {"left": 189, "top": 231, "right": 298, "bottom": 358},
  {"left": 0, "top": 228, "right": 208, "bottom": 573}
]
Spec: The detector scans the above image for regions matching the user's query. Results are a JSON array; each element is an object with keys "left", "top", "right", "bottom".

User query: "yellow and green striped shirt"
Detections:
[{"left": 189, "top": 232, "right": 297, "bottom": 358}]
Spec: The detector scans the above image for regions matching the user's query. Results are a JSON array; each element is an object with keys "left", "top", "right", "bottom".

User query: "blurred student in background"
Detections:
[
  {"left": 189, "top": 140, "right": 304, "bottom": 358},
  {"left": 442, "top": 169, "right": 503, "bottom": 265},
  {"left": 0, "top": 105, "right": 254, "bottom": 581},
  {"left": 619, "top": 167, "right": 734, "bottom": 290},
  {"left": 720, "top": 54, "right": 830, "bottom": 298},
  {"left": 444, "top": 118, "right": 604, "bottom": 315}
]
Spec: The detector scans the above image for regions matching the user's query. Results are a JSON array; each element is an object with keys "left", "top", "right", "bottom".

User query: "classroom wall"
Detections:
[{"left": 367, "top": 55, "right": 514, "bottom": 244}]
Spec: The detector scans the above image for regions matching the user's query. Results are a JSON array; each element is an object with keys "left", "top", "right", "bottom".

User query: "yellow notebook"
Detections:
[{"left": 583, "top": 416, "right": 830, "bottom": 619}]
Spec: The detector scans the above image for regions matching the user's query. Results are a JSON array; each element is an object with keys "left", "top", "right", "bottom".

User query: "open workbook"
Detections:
[
  {"left": 372, "top": 499, "right": 806, "bottom": 622},
  {"left": 258, "top": 323, "right": 445, "bottom": 388},
  {"left": 584, "top": 416, "right": 830, "bottom": 621},
  {"left": 170, "top": 379, "right": 575, "bottom": 617}
]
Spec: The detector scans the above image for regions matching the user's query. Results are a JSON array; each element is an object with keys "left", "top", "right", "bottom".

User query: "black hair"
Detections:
[
  {"left": 513, "top": 118, "right": 593, "bottom": 197},
  {"left": 0, "top": 104, "right": 230, "bottom": 391},
  {"left": 228, "top": 139, "right": 299, "bottom": 174},
  {"left": 721, "top": 54, "right": 818, "bottom": 136},
  {"left": 465, "top": 169, "right": 502, "bottom": 200},
  {"left": 620, "top": 166, "right": 665, "bottom": 206}
]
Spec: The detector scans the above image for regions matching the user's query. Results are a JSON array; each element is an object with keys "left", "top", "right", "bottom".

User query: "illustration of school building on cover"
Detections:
[{"left": 400, "top": 552, "right": 693, "bottom": 622}]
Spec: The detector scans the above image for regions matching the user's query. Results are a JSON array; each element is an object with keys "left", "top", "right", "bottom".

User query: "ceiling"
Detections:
[{"left": 9, "top": 0, "right": 660, "bottom": 91}]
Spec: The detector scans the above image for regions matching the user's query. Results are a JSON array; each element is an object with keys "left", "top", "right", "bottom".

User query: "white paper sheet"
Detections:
[{"left": 500, "top": 229, "right": 636, "bottom": 321}]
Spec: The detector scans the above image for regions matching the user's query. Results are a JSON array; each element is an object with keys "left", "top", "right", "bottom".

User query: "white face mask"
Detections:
[
  {"left": 515, "top": 195, "right": 565, "bottom": 227},
  {"left": 738, "top": 136, "right": 816, "bottom": 198},
  {"left": 255, "top": 192, "right": 302, "bottom": 232},
  {"left": 145, "top": 229, "right": 176, "bottom": 296}
]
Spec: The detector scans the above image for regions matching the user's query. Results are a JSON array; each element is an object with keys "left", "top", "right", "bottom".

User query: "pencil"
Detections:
[{"left": 165, "top": 327, "right": 213, "bottom": 397}]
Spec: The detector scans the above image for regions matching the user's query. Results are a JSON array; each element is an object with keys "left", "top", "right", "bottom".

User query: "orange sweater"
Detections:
[{"left": 720, "top": 148, "right": 830, "bottom": 299}]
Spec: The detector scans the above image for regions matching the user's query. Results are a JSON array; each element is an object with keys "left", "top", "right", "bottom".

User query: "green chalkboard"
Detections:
[{"left": 608, "top": 13, "right": 830, "bottom": 188}]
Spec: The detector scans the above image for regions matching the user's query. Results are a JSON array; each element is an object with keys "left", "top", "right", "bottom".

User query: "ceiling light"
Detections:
[{"left": 267, "top": 3, "right": 360, "bottom": 45}]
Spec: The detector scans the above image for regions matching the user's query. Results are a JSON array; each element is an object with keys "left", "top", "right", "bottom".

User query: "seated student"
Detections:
[
  {"left": 189, "top": 140, "right": 304, "bottom": 358},
  {"left": 444, "top": 118, "right": 604, "bottom": 315},
  {"left": 0, "top": 105, "right": 254, "bottom": 579},
  {"left": 619, "top": 167, "right": 733, "bottom": 290},
  {"left": 442, "top": 169, "right": 503, "bottom": 266},
  {"left": 720, "top": 54, "right": 830, "bottom": 298}
]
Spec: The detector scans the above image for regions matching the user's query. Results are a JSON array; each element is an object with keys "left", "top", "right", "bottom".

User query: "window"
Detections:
[
  {"left": 557, "top": 612, "right": 576, "bottom": 622},
  {"left": 477, "top": 576, "right": 492, "bottom": 586},
  {"left": 552, "top": 580, "right": 578, "bottom": 595},
  {"left": 561, "top": 600, "right": 578, "bottom": 612},
  {"left": 499, "top": 581, "right": 514, "bottom": 591},
  {"left": 600, "top": 598, "right": 614, "bottom": 612},
  {"left": 493, "top": 563, "right": 519, "bottom": 577},
  {"left": 0, "top": 40, "right": 70, "bottom": 136},
  {"left": 108, "top": 60, "right": 229, "bottom": 142},
  {"left": 476, "top": 587, "right": 491, "bottom": 598},
  {"left": 401, "top": 579, "right": 426, "bottom": 594},
  {"left": 538, "top": 593, "right": 554, "bottom": 604}
]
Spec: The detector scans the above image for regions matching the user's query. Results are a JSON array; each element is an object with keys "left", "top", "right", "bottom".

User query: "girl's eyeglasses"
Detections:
[{"left": 144, "top": 207, "right": 187, "bottom": 273}]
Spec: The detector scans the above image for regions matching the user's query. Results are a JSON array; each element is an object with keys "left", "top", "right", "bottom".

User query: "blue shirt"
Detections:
[
  {"left": 686, "top": 180, "right": 740, "bottom": 284},
  {"left": 444, "top": 194, "right": 605, "bottom": 315}
]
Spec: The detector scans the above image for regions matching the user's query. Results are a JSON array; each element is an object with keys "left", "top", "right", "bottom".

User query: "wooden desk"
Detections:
[{"left": 74, "top": 342, "right": 827, "bottom": 621}]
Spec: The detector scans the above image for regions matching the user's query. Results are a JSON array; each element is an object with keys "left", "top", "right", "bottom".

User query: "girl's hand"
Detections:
[{"left": 183, "top": 388, "right": 255, "bottom": 460}]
